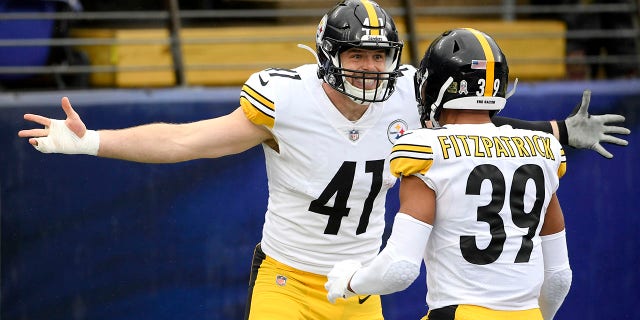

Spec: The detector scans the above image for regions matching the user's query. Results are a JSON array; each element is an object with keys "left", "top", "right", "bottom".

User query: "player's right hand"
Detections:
[
  {"left": 325, "top": 260, "right": 362, "bottom": 303},
  {"left": 18, "top": 97, "right": 100, "bottom": 155}
]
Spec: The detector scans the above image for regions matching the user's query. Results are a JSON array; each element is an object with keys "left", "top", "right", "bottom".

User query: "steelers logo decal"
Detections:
[
  {"left": 387, "top": 119, "right": 408, "bottom": 143},
  {"left": 316, "top": 15, "right": 327, "bottom": 45}
]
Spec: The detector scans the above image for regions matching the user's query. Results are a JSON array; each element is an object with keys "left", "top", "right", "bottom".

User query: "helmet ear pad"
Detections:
[
  {"left": 317, "top": 39, "right": 347, "bottom": 89},
  {"left": 415, "top": 28, "right": 509, "bottom": 126}
]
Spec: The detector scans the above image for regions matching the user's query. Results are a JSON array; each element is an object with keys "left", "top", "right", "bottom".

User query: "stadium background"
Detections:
[{"left": 1, "top": 0, "right": 640, "bottom": 319}]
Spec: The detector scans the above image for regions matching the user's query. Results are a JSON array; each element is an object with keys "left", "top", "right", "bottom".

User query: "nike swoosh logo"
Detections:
[
  {"left": 358, "top": 295, "right": 371, "bottom": 304},
  {"left": 259, "top": 74, "right": 269, "bottom": 86}
]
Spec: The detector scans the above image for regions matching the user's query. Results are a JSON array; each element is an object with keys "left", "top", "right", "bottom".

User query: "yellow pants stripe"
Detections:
[{"left": 423, "top": 304, "right": 543, "bottom": 320}]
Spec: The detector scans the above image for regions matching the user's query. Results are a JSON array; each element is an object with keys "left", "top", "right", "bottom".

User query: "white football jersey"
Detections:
[
  {"left": 240, "top": 64, "right": 421, "bottom": 274},
  {"left": 390, "top": 123, "right": 566, "bottom": 310}
]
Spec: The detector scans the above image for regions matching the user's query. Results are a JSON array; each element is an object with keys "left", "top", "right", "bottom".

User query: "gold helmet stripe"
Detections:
[
  {"left": 361, "top": 0, "right": 380, "bottom": 35},
  {"left": 466, "top": 28, "right": 495, "bottom": 97}
]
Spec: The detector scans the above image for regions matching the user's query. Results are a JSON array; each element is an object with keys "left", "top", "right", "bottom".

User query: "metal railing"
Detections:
[{"left": 0, "top": 1, "right": 638, "bottom": 89}]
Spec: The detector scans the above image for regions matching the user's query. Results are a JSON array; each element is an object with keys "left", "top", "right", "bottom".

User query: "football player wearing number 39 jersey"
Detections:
[
  {"left": 325, "top": 28, "right": 572, "bottom": 320},
  {"left": 19, "top": 1, "right": 627, "bottom": 319}
]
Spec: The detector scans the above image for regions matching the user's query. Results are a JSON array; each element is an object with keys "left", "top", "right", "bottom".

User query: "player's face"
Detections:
[{"left": 340, "top": 48, "right": 387, "bottom": 90}]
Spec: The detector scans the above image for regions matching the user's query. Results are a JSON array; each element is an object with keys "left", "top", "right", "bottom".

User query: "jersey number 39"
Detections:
[{"left": 461, "top": 163, "right": 545, "bottom": 265}]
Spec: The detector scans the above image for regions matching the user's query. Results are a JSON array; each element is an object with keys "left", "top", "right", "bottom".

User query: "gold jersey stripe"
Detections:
[
  {"left": 391, "top": 143, "right": 433, "bottom": 155},
  {"left": 242, "top": 84, "right": 274, "bottom": 112},
  {"left": 390, "top": 157, "right": 433, "bottom": 178},
  {"left": 558, "top": 161, "right": 566, "bottom": 178},
  {"left": 361, "top": 0, "right": 380, "bottom": 35},
  {"left": 466, "top": 28, "right": 495, "bottom": 97},
  {"left": 558, "top": 148, "right": 567, "bottom": 178},
  {"left": 240, "top": 96, "right": 275, "bottom": 128}
]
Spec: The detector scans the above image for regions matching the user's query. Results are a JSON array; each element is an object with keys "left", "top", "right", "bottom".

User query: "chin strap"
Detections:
[{"left": 343, "top": 77, "right": 386, "bottom": 104}]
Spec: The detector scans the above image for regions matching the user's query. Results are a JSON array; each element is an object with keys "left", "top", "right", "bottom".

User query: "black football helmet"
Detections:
[
  {"left": 316, "top": 0, "right": 403, "bottom": 104},
  {"left": 414, "top": 28, "right": 509, "bottom": 127}
]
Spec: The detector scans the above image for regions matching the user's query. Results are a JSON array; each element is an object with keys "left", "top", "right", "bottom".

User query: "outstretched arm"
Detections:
[
  {"left": 493, "top": 90, "right": 630, "bottom": 158},
  {"left": 18, "top": 97, "right": 272, "bottom": 163}
]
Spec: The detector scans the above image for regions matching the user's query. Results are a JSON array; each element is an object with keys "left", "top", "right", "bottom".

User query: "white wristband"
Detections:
[{"left": 34, "top": 119, "right": 100, "bottom": 155}]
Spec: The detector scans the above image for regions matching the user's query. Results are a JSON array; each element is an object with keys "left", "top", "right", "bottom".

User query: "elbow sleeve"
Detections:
[
  {"left": 539, "top": 230, "right": 572, "bottom": 320},
  {"left": 539, "top": 267, "right": 572, "bottom": 320},
  {"left": 350, "top": 247, "right": 421, "bottom": 295},
  {"left": 350, "top": 213, "right": 431, "bottom": 295}
]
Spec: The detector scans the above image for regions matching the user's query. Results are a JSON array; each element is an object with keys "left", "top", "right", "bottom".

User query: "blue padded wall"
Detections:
[{"left": 1, "top": 80, "right": 638, "bottom": 319}]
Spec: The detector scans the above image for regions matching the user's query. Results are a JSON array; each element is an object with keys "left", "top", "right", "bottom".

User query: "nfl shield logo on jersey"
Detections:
[{"left": 349, "top": 129, "right": 360, "bottom": 141}]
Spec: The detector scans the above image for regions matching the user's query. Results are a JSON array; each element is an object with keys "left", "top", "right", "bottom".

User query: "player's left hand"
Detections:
[
  {"left": 325, "top": 260, "right": 361, "bottom": 303},
  {"left": 565, "top": 90, "right": 630, "bottom": 158}
]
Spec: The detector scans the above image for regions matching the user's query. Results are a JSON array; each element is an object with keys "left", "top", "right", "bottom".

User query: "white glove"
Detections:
[
  {"left": 34, "top": 119, "right": 100, "bottom": 155},
  {"left": 324, "top": 260, "right": 362, "bottom": 303},
  {"left": 565, "top": 90, "right": 630, "bottom": 158}
]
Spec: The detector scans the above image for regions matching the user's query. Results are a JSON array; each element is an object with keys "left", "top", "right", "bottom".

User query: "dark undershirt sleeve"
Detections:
[{"left": 491, "top": 116, "right": 569, "bottom": 145}]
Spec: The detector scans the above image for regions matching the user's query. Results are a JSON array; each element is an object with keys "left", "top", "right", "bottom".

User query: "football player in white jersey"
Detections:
[
  {"left": 325, "top": 28, "right": 572, "bottom": 320},
  {"left": 18, "top": 1, "right": 624, "bottom": 319}
]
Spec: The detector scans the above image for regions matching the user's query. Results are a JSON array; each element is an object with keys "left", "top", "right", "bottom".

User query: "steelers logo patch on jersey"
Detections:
[{"left": 387, "top": 119, "right": 408, "bottom": 143}]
